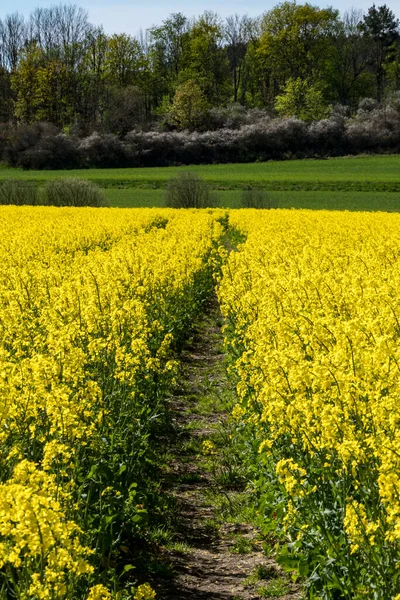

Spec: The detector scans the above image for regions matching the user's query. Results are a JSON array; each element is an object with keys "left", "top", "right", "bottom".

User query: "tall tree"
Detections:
[
  {"left": 103, "top": 86, "right": 146, "bottom": 135},
  {"left": 29, "top": 4, "right": 91, "bottom": 69},
  {"left": 329, "top": 9, "right": 374, "bottom": 106},
  {"left": 102, "top": 34, "right": 149, "bottom": 130},
  {"left": 149, "top": 12, "right": 189, "bottom": 101},
  {"left": 360, "top": 4, "right": 400, "bottom": 101},
  {"left": 224, "top": 14, "right": 256, "bottom": 103},
  {"left": 0, "top": 68, "right": 13, "bottom": 121},
  {"left": 135, "top": 31, "right": 157, "bottom": 119},
  {"left": 258, "top": 1, "right": 340, "bottom": 107},
  {"left": 181, "top": 12, "right": 230, "bottom": 105},
  {"left": 0, "top": 13, "right": 26, "bottom": 72},
  {"left": 11, "top": 42, "right": 71, "bottom": 125},
  {"left": 170, "top": 79, "right": 208, "bottom": 129},
  {"left": 275, "top": 77, "right": 330, "bottom": 120},
  {"left": 75, "top": 27, "right": 109, "bottom": 131},
  {"left": 385, "top": 38, "right": 400, "bottom": 93},
  {"left": 105, "top": 34, "right": 143, "bottom": 87}
]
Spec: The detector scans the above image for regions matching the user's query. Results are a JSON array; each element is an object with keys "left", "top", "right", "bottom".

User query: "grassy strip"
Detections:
[
  {"left": 104, "top": 189, "right": 400, "bottom": 212},
  {"left": 95, "top": 180, "right": 400, "bottom": 192},
  {"left": 1, "top": 155, "right": 400, "bottom": 187},
  {"left": 2, "top": 178, "right": 400, "bottom": 193}
]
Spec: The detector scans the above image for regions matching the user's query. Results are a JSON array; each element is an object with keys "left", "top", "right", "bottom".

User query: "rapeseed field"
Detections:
[
  {"left": 0, "top": 207, "right": 225, "bottom": 599},
  {"left": 2, "top": 206, "right": 400, "bottom": 599},
  {"left": 220, "top": 210, "right": 400, "bottom": 599}
]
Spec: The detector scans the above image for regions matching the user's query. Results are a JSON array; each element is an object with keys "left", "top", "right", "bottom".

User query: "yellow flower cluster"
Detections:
[
  {"left": 86, "top": 585, "right": 112, "bottom": 600},
  {"left": 86, "top": 582, "right": 156, "bottom": 600},
  {"left": 275, "top": 458, "right": 308, "bottom": 497},
  {"left": 202, "top": 439, "right": 217, "bottom": 455},
  {"left": 133, "top": 583, "right": 157, "bottom": 600},
  {"left": 0, "top": 460, "right": 93, "bottom": 598},
  {"left": 0, "top": 206, "right": 226, "bottom": 599},
  {"left": 219, "top": 209, "right": 400, "bottom": 596},
  {"left": 343, "top": 500, "right": 379, "bottom": 554}
]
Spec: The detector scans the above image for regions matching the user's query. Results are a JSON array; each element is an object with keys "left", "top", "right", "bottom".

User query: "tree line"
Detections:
[{"left": 0, "top": 2, "right": 399, "bottom": 135}]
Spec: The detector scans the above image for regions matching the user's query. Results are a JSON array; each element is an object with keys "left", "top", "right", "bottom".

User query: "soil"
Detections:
[{"left": 151, "top": 299, "right": 303, "bottom": 600}]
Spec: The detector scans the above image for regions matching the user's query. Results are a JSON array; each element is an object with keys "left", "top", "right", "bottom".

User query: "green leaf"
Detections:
[{"left": 122, "top": 564, "right": 136, "bottom": 574}]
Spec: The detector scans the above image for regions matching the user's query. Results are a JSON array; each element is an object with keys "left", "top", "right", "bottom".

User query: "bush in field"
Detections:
[
  {"left": 207, "top": 104, "right": 269, "bottom": 130},
  {"left": 165, "top": 172, "right": 216, "bottom": 208},
  {"left": 0, "top": 122, "right": 12, "bottom": 162},
  {"left": 346, "top": 107, "right": 400, "bottom": 153},
  {"left": 44, "top": 178, "right": 107, "bottom": 207},
  {"left": 78, "top": 132, "right": 128, "bottom": 168},
  {"left": 241, "top": 187, "right": 278, "bottom": 209},
  {"left": 21, "top": 133, "right": 80, "bottom": 170},
  {"left": 4, "top": 122, "right": 80, "bottom": 169},
  {"left": 0, "top": 180, "right": 39, "bottom": 205}
]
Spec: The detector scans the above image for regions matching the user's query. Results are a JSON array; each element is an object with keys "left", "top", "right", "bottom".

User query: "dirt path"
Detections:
[{"left": 151, "top": 299, "right": 302, "bottom": 600}]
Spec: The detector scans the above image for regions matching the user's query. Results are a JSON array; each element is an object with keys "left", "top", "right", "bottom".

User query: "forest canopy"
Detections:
[
  {"left": 0, "top": 2, "right": 399, "bottom": 133},
  {"left": 1, "top": 3, "right": 400, "bottom": 169}
]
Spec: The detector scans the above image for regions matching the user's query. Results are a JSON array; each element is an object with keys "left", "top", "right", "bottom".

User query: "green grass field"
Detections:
[
  {"left": 1, "top": 155, "right": 400, "bottom": 210},
  {"left": 1, "top": 155, "right": 400, "bottom": 187},
  {"left": 105, "top": 189, "right": 400, "bottom": 212}
]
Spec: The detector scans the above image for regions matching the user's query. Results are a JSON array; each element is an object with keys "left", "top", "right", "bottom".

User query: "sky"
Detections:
[{"left": 0, "top": 0, "right": 398, "bottom": 35}]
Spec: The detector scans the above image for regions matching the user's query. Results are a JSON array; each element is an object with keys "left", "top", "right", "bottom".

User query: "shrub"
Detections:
[
  {"left": 3, "top": 100, "right": 400, "bottom": 172},
  {"left": 309, "top": 118, "right": 346, "bottom": 156},
  {"left": 387, "top": 91, "right": 400, "bottom": 113},
  {"left": 165, "top": 172, "right": 216, "bottom": 208},
  {"left": 78, "top": 132, "right": 128, "bottom": 168},
  {"left": 357, "top": 97, "right": 379, "bottom": 114},
  {"left": 44, "top": 178, "right": 107, "bottom": 207},
  {"left": 20, "top": 134, "right": 80, "bottom": 170},
  {"left": 3, "top": 123, "right": 80, "bottom": 169},
  {"left": 241, "top": 187, "right": 278, "bottom": 209},
  {"left": 207, "top": 104, "right": 269, "bottom": 130},
  {"left": 0, "top": 122, "right": 12, "bottom": 162},
  {"left": 346, "top": 107, "right": 400, "bottom": 153},
  {"left": 0, "top": 180, "right": 39, "bottom": 205}
]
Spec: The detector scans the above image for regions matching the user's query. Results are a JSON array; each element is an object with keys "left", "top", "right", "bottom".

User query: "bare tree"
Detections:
[
  {"left": 29, "top": 4, "right": 91, "bottom": 68},
  {"left": 28, "top": 7, "right": 58, "bottom": 55},
  {"left": 224, "top": 14, "right": 255, "bottom": 103},
  {"left": 0, "top": 13, "right": 26, "bottom": 71},
  {"left": 138, "top": 28, "right": 151, "bottom": 57},
  {"left": 330, "top": 8, "right": 372, "bottom": 106},
  {"left": 55, "top": 4, "right": 92, "bottom": 68},
  {"left": 149, "top": 12, "right": 189, "bottom": 80},
  {"left": 74, "top": 26, "right": 109, "bottom": 129},
  {"left": 344, "top": 7, "right": 364, "bottom": 31}
]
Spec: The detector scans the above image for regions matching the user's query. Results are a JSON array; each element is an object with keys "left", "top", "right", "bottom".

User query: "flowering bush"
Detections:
[{"left": 2, "top": 104, "right": 400, "bottom": 169}]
